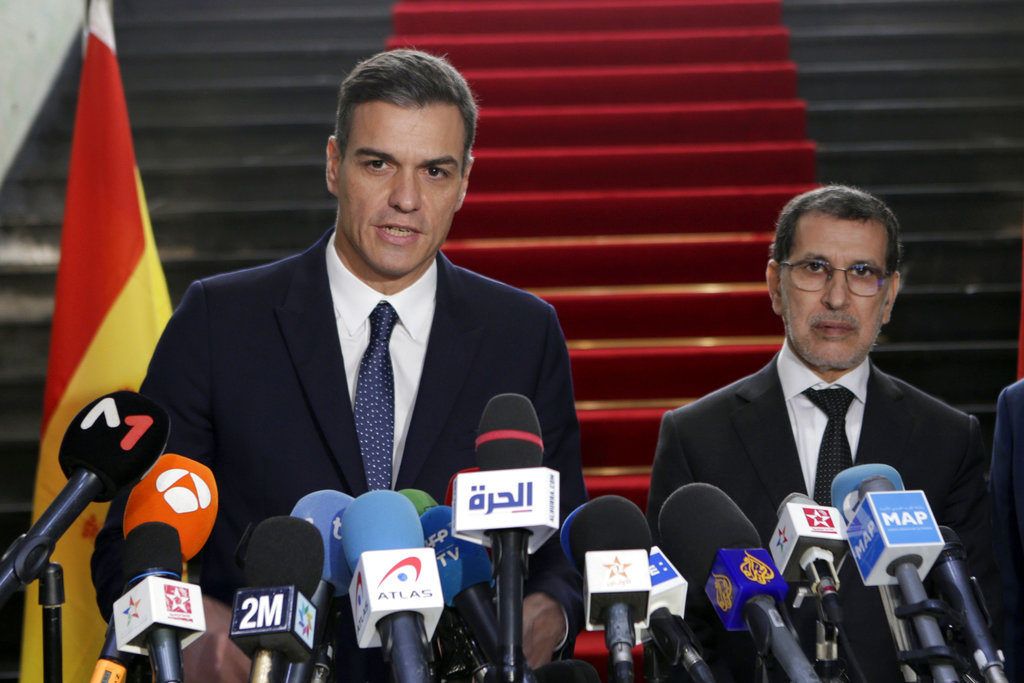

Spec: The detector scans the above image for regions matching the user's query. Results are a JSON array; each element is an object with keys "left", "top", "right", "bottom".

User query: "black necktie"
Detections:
[
  {"left": 354, "top": 301, "right": 399, "bottom": 490},
  {"left": 803, "top": 386, "right": 856, "bottom": 506}
]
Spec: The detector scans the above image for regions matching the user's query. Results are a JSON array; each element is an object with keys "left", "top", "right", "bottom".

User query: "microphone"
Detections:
[
  {"left": 230, "top": 516, "right": 323, "bottom": 683},
  {"left": 563, "top": 496, "right": 651, "bottom": 683},
  {"left": 0, "top": 391, "right": 168, "bottom": 607},
  {"left": 452, "top": 393, "right": 559, "bottom": 683},
  {"left": 534, "top": 659, "right": 601, "bottom": 682},
  {"left": 831, "top": 464, "right": 958, "bottom": 683},
  {"left": 93, "top": 454, "right": 218, "bottom": 681},
  {"left": 400, "top": 489, "right": 440, "bottom": 516},
  {"left": 444, "top": 467, "right": 478, "bottom": 507},
  {"left": 932, "top": 526, "right": 1007, "bottom": 682},
  {"left": 111, "top": 522, "right": 205, "bottom": 683},
  {"left": 638, "top": 547, "right": 713, "bottom": 683},
  {"left": 284, "top": 490, "right": 356, "bottom": 683},
  {"left": 659, "top": 483, "right": 820, "bottom": 683},
  {"left": 421, "top": 505, "right": 497, "bottom": 674},
  {"left": 342, "top": 490, "right": 443, "bottom": 683}
]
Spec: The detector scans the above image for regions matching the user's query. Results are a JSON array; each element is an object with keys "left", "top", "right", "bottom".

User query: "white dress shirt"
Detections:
[
  {"left": 325, "top": 232, "right": 436, "bottom": 486},
  {"left": 776, "top": 340, "right": 870, "bottom": 497}
]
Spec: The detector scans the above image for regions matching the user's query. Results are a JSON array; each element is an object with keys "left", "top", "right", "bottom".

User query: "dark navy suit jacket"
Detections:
[
  {"left": 91, "top": 231, "right": 587, "bottom": 679},
  {"left": 646, "top": 357, "right": 999, "bottom": 683},
  {"left": 992, "top": 378, "right": 1024, "bottom": 681}
]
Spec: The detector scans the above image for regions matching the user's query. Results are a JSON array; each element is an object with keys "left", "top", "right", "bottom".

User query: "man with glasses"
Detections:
[{"left": 646, "top": 185, "right": 998, "bottom": 682}]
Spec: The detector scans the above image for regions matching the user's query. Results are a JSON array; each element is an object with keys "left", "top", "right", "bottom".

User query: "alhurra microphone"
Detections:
[
  {"left": 933, "top": 526, "right": 1007, "bottom": 683},
  {"left": 833, "top": 465, "right": 957, "bottom": 683},
  {"left": 343, "top": 490, "right": 442, "bottom": 683},
  {"left": 455, "top": 393, "right": 558, "bottom": 683},
  {"left": 284, "top": 490, "right": 355, "bottom": 683},
  {"left": 564, "top": 496, "right": 652, "bottom": 683},
  {"left": 660, "top": 484, "right": 820, "bottom": 683},
  {"left": 93, "top": 454, "right": 219, "bottom": 681},
  {"left": 0, "top": 391, "right": 168, "bottom": 607},
  {"left": 231, "top": 516, "right": 323, "bottom": 683},
  {"left": 112, "top": 522, "right": 205, "bottom": 683}
]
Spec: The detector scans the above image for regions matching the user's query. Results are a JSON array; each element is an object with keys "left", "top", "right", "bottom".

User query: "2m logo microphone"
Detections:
[{"left": 230, "top": 586, "right": 316, "bottom": 658}]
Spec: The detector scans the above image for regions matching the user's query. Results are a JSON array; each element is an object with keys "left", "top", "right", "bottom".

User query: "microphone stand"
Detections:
[{"left": 40, "top": 562, "right": 64, "bottom": 683}]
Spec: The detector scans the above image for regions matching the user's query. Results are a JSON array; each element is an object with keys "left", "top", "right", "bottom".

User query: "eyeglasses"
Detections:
[{"left": 780, "top": 259, "right": 890, "bottom": 297}]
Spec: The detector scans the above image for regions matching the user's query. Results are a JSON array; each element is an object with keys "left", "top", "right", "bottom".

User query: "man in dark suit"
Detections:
[
  {"left": 91, "top": 49, "right": 586, "bottom": 681},
  {"left": 646, "top": 185, "right": 998, "bottom": 682},
  {"left": 993, "top": 378, "right": 1024, "bottom": 680}
]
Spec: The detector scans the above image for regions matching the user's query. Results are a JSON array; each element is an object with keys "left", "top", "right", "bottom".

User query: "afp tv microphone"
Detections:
[
  {"left": 660, "top": 483, "right": 820, "bottom": 683},
  {"left": 0, "top": 391, "right": 168, "bottom": 607}
]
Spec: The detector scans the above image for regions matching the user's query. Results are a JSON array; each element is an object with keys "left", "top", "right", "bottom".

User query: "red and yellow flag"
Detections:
[{"left": 20, "top": 0, "right": 171, "bottom": 678}]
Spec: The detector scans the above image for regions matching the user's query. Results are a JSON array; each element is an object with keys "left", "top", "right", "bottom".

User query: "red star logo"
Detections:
[
  {"left": 804, "top": 507, "right": 838, "bottom": 533},
  {"left": 164, "top": 585, "right": 192, "bottom": 615}
]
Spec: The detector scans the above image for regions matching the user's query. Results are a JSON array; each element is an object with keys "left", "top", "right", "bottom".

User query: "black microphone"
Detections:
[
  {"left": 475, "top": 393, "right": 547, "bottom": 683},
  {"left": 0, "top": 391, "right": 167, "bottom": 607},
  {"left": 564, "top": 496, "right": 651, "bottom": 683},
  {"left": 933, "top": 526, "right": 1008, "bottom": 683},
  {"left": 660, "top": 483, "right": 820, "bottom": 683},
  {"left": 231, "top": 516, "right": 324, "bottom": 683},
  {"left": 534, "top": 659, "right": 601, "bottom": 683}
]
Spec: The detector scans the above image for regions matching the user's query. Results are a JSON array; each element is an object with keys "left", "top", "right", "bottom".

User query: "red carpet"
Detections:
[{"left": 391, "top": 0, "right": 812, "bottom": 675}]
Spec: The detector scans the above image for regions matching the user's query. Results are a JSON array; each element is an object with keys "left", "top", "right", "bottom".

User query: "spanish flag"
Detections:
[{"left": 19, "top": 0, "right": 171, "bottom": 678}]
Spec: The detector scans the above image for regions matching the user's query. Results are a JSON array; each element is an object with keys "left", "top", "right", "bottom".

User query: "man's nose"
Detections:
[
  {"left": 821, "top": 270, "right": 850, "bottom": 309},
  {"left": 388, "top": 170, "right": 421, "bottom": 213}
]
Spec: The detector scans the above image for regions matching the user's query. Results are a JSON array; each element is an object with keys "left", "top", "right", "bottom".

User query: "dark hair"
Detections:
[
  {"left": 333, "top": 49, "right": 477, "bottom": 172},
  {"left": 771, "top": 185, "right": 902, "bottom": 274}
]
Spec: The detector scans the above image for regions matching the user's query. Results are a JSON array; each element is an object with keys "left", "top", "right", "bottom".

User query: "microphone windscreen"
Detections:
[
  {"left": 399, "top": 488, "right": 439, "bottom": 516},
  {"left": 475, "top": 393, "right": 543, "bottom": 470},
  {"left": 420, "top": 506, "right": 491, "bottom": 605},
  {"left": 291, "top": 489, "right": 355, "bottom": 594},
  {"left": 566, "top": 495, "right": 651, "bottom": 572},
  {"left": 830, "top": 463, "right": 904, "bottom": 522},
  {"left": 939, "top": 525, "right": 960, "bottom": 545},
  {"left": 658, "top": 483, "right": 760, "bottom": 584},
  {"left": 340, "top": 490, "right": 423, "bottom": 572},
  {"left": 444, "top": 467, "right": 478, "bottom": 507},
  {"left": 775, "top": 491, "right": 815, "bottom": 518},
  {"left": 59, "top": 391, "right": 169, "bottom": 501},
  {"left": 559, "top": 502, "right": 586, "bottom": 568},
  {"left": 535, "top": 659, "right": 602, "bottom": 683},
  {"left": 243, "top": 516, "right": 324, "bottom": 597},
  {"left": 123, "top": 522, "right": 182, "bottom": 585},
  {"left": 123, "top": 454, "right": 218, "bottom": 560}
]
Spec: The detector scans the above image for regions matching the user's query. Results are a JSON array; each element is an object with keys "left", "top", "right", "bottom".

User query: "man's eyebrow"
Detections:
[
  {"left": 352, "top": 148, "right": 460, "bottom": 172},
  {"left": 796, "top": 252, "right": 882, "bottom": 267},
  {"left": 422, "top": 155, "right": 460, "bottom": 172},
  {"left": 353, "top": 147, "right": 398, "bottom": 164}
]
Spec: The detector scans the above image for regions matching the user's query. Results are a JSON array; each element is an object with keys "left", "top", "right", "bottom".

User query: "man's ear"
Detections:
[
  {"left": 766, "top": 260, "right": 783, "bottom": 316},
  {"left": 325, "top": 136, "right": 341, "bottom": 197},
  {"left": 881, "top": 270, "right": 901, "bottom": 325}
]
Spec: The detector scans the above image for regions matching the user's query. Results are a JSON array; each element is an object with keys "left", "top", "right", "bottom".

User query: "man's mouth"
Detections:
[{"left": 380, "top": 224, "right": 417, "bottom": 236}]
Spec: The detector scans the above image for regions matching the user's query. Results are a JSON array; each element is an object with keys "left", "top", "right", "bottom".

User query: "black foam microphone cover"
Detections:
[
  {"left": 475, "top": 393, "right": 544, "bottom": 470},
  {"left": 242, "top": 516, "right": 324, "bottom": 596},
  {"left": 123, "top": 522, "right": 182, "bottom": 585},
  {"left": 59, "top": 391, "right": 169, "bottom": 501},
  {"left": 658, "top": 483, "right": 760, "bottom": 584},
  {"left": 567, "top": 496, "right": 652, "bottom": 572},
  {"left": 535, "top": 659, "right": 602, "bottom": 683}
]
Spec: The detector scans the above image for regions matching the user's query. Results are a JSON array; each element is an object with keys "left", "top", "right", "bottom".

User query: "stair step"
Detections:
[
  {"left": 808, "top": 98, "right": 1024, "bottom": 142},
  {"left": 388, "top": 27, "right": 792, "bottom": 69},
  {"left": 790, "top": 24, "right": 1024, "bottom": 63},
  {"left": 851, "top": 182, "right": 1024, "bottom": 233},
  {"left": 900, "top": 233, "right": 1022, "bottom": 286},
  {"left": 394, "top": 1, "right": 783, "bottom": 35},
  {"left": 817, "top": 140, "right": 1024, "bottom": 186},
  {"left": 783, "top": 0, "right": 1024, "bottom": 28},
  {"left": 882, "top": 285, "right": 1020, "bottom": 344},
  {"left": 798, "top": 61, "right": 1024, "bottom": 101}
]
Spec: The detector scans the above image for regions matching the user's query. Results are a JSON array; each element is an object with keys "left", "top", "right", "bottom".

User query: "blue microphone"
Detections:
[
  {"left": 830, "top": 463, "right": 903, "bottom": 523},
  {"left": 284, "top": 490, "right": 355, "bottom": 683},
  {"left": 559, "top": 502, "right": 585, "bottom": 569},
  {"left": 342, "top": 491, "right": 442, "bottom": 683}
]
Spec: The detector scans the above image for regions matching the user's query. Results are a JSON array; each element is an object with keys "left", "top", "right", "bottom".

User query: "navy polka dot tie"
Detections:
[
  {"left": 804, "top": 386, "right": 856, "bottom": 506},
  {"left": 355, "top": 301, "right": 399, "bottom": 491}
]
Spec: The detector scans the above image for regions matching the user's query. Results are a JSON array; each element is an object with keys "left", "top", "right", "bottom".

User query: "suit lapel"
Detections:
[
  {"left": 275, "top": 231, "right": 367, "bottom": 495},
  {"left": 854, "top": 363, "right": 912, "bottom": 472},
  {"left": 396, "top": 255, "right": 484, "bottom": 489},
  {"left": 731, "top": 358, "right": 807, "bottom": 503}
]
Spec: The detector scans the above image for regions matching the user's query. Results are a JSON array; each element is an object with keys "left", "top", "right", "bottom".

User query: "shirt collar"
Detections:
[
  {"left": 777, "top": 338, "right": 870, "bottom": 404},
  {"left": 325, "top": 231, "right": 437, "bottom": 341}
]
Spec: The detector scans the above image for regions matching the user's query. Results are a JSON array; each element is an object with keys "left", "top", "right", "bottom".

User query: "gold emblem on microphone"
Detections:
[
  {"left": 712, "top": 573, "right": 733, "bottom": 611},
  {"left": 740, "top": 550, "right": 775, "bottom": 585}
]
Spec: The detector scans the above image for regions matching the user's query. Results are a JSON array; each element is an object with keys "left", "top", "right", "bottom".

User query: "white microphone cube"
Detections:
[
  {"left": 349, "top": 548, "right": 444, "bottom": 649},
  {"left": 771, "top": 502, "right": 848, "bottom": 582},
  {"left": 452, "top": 467, "right": 559, "bottom": 553},
  {"left": 113, "top": 576, "right": 205, "bottom": 654},
  {"left": 847, "top": 490, "right": 943, "bottom": 586},
  {"left": 583, "top": 549, "right": 651, "bottom": 631}
]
